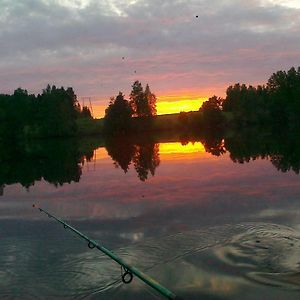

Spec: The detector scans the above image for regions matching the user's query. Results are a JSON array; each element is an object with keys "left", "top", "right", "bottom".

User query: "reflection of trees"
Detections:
[
  {"left": 179, "top": 133, "right": 226, "bottom": 156},
  {"left": 3, "top": 127, "right": 298, "bottom": 195},
  {"left": 269, "top": 134, "right": 300, "bottom": 174},
  {"left": 105, "top": 137, "right": 160, "bottom": 181},
  {"left": 105, "top": 136, "right": 136, "bottom": 173},
  {"left": 224, "top": 132, "right": 269, "bottom": 164},
  {"left": 200, "top": 135, "right": 226, "bottom": 156},
  {"left": 224, "top": 129, "right": 300, "bottom": 174},
  {"left": 133, "top": 143, "right": 160, "bottom": 181},
  {"left": 178, "top": 127, "right": 300, "bottom": 175},
  {"left": 270, "top": 155, "right": 300, "bottom": 174},
  {"left": 0, "top": 138, "right": 102, "bottom": 193}
]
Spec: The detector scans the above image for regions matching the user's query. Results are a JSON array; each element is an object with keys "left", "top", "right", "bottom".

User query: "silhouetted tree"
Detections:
[
  {"left": 266, "top": 67, "right": 300, "bottom": 129},
  {"left": 144, "top": 84, "right": 157, "bottom": 116},
  {"left": 130, "top": 81, "right": 145, "bottom": 117},
  {"left": 130, "top": 81, "right": 156, "bottom": 117},
  {"left": 37, "top": 85, "right": 78, "bottom": 137},
  {"left": 0, "top": 84, "right": 82, "bottom": 139},
  {"left": 219, "top": 66, "right": 300, "bottom": 129},
  {"left": 104, "top": 92, "right": 133, "bottom": 134},
  {"left": 199, "top": 95, "right": 224, "bottom": 128}
]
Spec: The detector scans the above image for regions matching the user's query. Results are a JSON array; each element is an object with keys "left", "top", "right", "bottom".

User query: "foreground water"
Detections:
[{"left": 1, "top": 138, "right": 300, "bottom": 299}]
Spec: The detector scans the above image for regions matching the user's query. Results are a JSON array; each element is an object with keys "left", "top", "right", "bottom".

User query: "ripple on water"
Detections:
[
  {"left": 2, "top": 223, "right": 300, "bottom": 299},
  {"left": 214, "top": 223, "right": 300, "bottom": 289},
  {"left": 0, "top": 236, "right": 122, "bottom": 299}
]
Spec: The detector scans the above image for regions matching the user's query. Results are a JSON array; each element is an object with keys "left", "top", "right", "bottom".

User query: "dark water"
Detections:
[{"left": 1, "top": 134, "right": 300, "bottom": 299}]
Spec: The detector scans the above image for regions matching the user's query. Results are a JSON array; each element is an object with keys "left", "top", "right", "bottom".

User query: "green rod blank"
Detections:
[{"left": 34, "top": 205, "right": 178, "bottom": 300}]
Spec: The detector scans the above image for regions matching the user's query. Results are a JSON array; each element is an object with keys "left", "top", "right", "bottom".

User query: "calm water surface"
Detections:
[{"left": 1, "top": 139, "right": 300, "bottom": 299}]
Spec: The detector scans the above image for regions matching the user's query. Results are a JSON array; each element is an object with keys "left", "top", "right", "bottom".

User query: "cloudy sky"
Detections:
[{"left": 0, "top": 0, "right": 299, "bottom": 117}]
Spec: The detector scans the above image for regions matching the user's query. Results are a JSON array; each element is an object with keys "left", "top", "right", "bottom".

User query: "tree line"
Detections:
[
  {"left": 2, "top": 66, "right": 299, "bottom": 139},
  {"left": 197, "top": 66, "right": 300, "bottom": 131},
  {"left": 0, "top": 85, "right": 92, "bottom": 140},
  {"left": 104, "top": 67, "right": 300, "bottom": 135}
]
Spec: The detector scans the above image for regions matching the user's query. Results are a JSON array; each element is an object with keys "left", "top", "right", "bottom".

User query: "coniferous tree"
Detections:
[
  {"left": 144, "top": 84, "right": 157, "bottom": 116},
  {"left": 129, "top": 81, "right": 144, "bottom": 117},
  {"left": 130, "top": 81, "right": 157, "bottom": 117}
]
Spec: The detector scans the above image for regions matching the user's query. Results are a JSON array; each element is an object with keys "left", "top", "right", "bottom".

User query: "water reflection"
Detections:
[
  {"left": 105, "top": 136, "right": 160, "bottom": 181},
  {"left": 2, "top": 132, "right": 300, "bottom": 299},
  {"left": 2, "top": 221, "right": 300, "bottom": 299},
  {"left": 179, "top": 133, "right": 226, "bottom": 157},
  {"left": 1, "top": 129, "right": 300, "bottom": 194},
  {"left": 0, "top": 138, "right": 102, "bottom": 194},
  {"left": 224, "top": 129, "right": 300, "bottom": 174}
]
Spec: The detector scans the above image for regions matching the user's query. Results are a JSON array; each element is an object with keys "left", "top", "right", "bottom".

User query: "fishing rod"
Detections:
[{"left": 33, "top": 204, "right": 179, "bottom": 300}]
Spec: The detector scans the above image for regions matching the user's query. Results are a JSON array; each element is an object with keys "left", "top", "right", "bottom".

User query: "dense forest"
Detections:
[
  {"left": 197, "top": 66, "right": 300, "bottom": 131},
  {"left": 0, "top": 85, "right": 92, "bottom": 140}
]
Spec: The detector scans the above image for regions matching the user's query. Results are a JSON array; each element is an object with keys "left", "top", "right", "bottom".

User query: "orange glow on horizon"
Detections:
[
  {"left": 160, "top": 142, "right": 206, "bottom": 154},
  {"left": 157, "top": 94, "right": 207, "bottom": 115},
  {"left": 90, "top": 94, "right": 208, "bottom": 118},
  {"left": 159, "top": 142, "right": 212, "bottom": 160},
  {"left": 91, "top": 103, "right": 107, "bottom": 119},
  {"left": 94, "top": 147, "right": 110, "bottom": 161},
  {"left": 93, "top": 142, "right": 209, "bottom": 163}
]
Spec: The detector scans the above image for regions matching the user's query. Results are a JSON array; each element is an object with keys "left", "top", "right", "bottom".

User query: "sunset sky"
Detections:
[{"left": 0, "top": 0, "right": 299, "bottom": 117}]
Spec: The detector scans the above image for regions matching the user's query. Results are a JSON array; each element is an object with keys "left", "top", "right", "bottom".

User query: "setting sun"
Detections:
[
  {"left": 91, "top": 94, "right": 208, "bottom": 118},
  {"left": 157, "top": 95, "right": 207, "bottom": 115}
]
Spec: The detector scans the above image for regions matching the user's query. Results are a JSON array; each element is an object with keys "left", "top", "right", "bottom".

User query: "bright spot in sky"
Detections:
[
  {"left": 157, "top": 96, "right": 207, "bottom": 115},
  {"left": 91, "top": 95, "right": 207, "bottom": 118},
  {"left": 56, "top": 0, "right": 130, "bottom": 15},
  {"left": 264, "top": 0, "right": 300, "bottom": 8},
  {"left": 56, "top": 0, "right": 90, "bottom": 9}
]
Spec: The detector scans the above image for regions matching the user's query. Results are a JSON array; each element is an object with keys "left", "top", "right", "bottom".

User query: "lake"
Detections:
[{"left": 1, "top": 133, "right": 300, "bottom": 299}]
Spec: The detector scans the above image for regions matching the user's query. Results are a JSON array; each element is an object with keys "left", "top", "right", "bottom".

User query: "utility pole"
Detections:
[{"left": 81, "top": 97, "right": 94, "bottom": 118}]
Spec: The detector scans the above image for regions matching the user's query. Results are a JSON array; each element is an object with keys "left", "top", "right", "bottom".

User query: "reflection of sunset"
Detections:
[
  {"left": 160, "top": 142, "right": 206, "bottom": 154},
  {"left": 157, "top": 95, "right": 207, "bottom": 115},
  {"left": 159, "top": 142, "right": 211, "bottom": 160},
  {"left": 93, "top": 142, "right": 210, "bottom": 165},
  {"left": 94, "top": 147, "right": 109, "bottom": 161}
]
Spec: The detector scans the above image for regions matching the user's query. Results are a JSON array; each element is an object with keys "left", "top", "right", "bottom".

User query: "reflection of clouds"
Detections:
[
  {"left": 162, "top": 261, "right": 238, "bottom": 295},
  {"left": 2, "top": 149, "right": 300, "bottom": 233},
  {"left": 1, "top": 143, "right": 300, "bottom": 298},
  {"left": 0, "top": 223, "right": 243, "bottom": 298},
  {"left": 120, "top": 232, "right": 144, "bottom": 242},
  {"left": 1, "top": 219, "right": 300, "bottom": 298}
]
